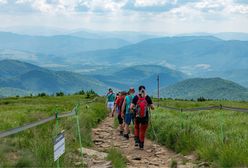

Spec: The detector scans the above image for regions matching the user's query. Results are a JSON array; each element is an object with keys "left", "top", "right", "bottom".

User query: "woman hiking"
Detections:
[
  {"left": 112, "top": 91, "right": 127, "bottom": 136},
  {"left": 131, "top": 85, "right": 154, "bottom": 149},
  {"left": 106, "top": 88, "right": 115, "bottom": 114},
  {"left": 121, "top": 87, "right": 135, "bottom": 140}
]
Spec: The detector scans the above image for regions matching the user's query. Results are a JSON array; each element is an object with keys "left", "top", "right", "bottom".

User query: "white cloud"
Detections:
[
  {"left": 180, "top": 64, "right": 211, "bottom": 75},
  {"left": 195, "top": 64, "right": 211, "bottom": 69},
  {"left": 80, "top": 0, "right": 127, "bottom": 12},
  {"left": 0, "top": 0, "right": 7, "bottom": 4},
  {"left": 227, "top": 3, "right": 248, "bottom": 14},
  {"left": 15, "top": 0, "right": 81, "bottom": 14},
  {"left": 0, "top": 0, "right": 248, "bottom": 33},
  {"left": 134, "top": 0, "right": 167, "bottom": 7}
]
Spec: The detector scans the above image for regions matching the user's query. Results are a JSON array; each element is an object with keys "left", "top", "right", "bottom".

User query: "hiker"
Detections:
[
  {"left": 112, "top": 91, "right": 127, "bottom": 135},
  {"left": 131, "top": 85, "right": 154, "bottom": 149},
  {"left": 106, "top": 88, "right": 115, "bottom": 114},
  {"left": 121, "top": 87, "right": 135, "bottom": 140}
]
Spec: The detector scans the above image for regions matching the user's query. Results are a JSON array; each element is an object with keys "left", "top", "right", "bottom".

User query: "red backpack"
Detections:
[{"left": 136, "top": 96, "right": 148, "bottom": 118}]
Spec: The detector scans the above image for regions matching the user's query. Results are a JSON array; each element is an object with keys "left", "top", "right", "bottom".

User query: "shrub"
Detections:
[
  {"left": 38, "top": 93, "right": 47, "bottom": 97},
  {"left": 197, "top": 97, "right": 206, "bottom": 102},
  {"left": 56, "top": 92, "right": 64, "bottom": 96},
  {"left": 78, "top": 90, "right": 85, "bottom": 95}
]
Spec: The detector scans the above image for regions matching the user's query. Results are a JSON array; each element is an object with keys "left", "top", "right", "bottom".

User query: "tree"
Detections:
[{"left": 56, "top": 92, "right": 64, "bottom": 96}]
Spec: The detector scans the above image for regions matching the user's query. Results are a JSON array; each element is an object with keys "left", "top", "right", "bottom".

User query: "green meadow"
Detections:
[
  {"left": 0, "top": 94, "right": 108, "bottom": 167},
  {"left": 148, "top": 99, "right": 248, "bottom": 167},
  {"left": 1, "top": 95, "right": 248, "bottom": 167}
]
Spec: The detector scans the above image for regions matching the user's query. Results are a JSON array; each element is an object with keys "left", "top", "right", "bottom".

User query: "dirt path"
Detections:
[{"left": 88, "top": 116, "right": 200, "bottom": 168}]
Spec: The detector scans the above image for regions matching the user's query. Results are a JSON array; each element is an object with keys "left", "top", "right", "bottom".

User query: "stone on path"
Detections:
[{"left": 79, "top": 147, "right": 108, "bottom": 159}]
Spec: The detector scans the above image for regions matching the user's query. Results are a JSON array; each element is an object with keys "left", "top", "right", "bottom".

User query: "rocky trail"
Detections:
[{"left": 79, "top": 116, "right": 204, "bottom": 168}]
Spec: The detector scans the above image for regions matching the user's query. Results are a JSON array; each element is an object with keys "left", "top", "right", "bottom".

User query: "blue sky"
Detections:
[{"left": 0, "top": 0, "right": 248, "bottom": 34}]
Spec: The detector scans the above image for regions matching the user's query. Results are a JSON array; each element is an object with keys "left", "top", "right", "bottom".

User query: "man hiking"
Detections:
[
  {"left": 121, "top": 87, "right": 135, "bottom": 140},
  {"left": 106, "top": 88, "right": 115, "bottom": 114},
  {"left": 131, "top": 85, "right": 154, "bottom": 149},
  {"left": 112, "top": 91, "right": 127, "bottom": 136}
]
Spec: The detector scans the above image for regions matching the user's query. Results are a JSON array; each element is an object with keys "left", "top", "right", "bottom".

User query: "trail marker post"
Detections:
[
  {"left": 54, "top": 132, "right": 65, "bottom": 165},
  {"left": 54, "top": 109, "right": 59, "bottom": 168}
]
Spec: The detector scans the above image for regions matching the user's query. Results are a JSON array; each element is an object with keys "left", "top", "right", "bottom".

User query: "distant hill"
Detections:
[
  {"left": 69, "top": 30, "right": 158, "bottom": 43},
  {"left": 0, "top": 60, "right": 111, "bottom": 96},
  {"left": 214, "top": 32, "right": 248, "bottom": 41},
  {"left": 0, "top": 49, "right": 63, "bottom": 66},
  {"left": 93, "top": 65, "right": 186, "bottom": 93},
  {"left": 0, "top": 59, "right": 43, "bottom": 78},
  {"left": 0, "top": 32, "right": 130, "bottom": 56},
  {"left": 200, "top": 69, "right": 248, "bottom": 88},
  {"left": 159, "top": 78, "right": 248, "bottom": 101},
  {"left": 179, "top": 32, "right": 248, "bottom": 41}
]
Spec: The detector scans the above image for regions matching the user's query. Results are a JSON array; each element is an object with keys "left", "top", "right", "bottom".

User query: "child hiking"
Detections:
[
  {"left": 106, "top": 88, "right": 115, "bottom": 114},
  {"left": 121, "top": 87, "right": 135, "bottom": 140},
  {"left": 112, "top": 91, "right": 127, "bottom": 136},
  {"left": 131, "top": 85, "right": 154, "bottom": 149}
]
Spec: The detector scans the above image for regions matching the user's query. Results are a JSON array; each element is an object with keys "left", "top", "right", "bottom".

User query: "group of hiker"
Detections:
[{"left": 106, "top": 86, "right": 154, "bottom": 149}]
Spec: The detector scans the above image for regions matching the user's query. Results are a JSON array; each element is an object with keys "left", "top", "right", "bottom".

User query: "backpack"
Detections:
[
  {"left": 125, "top": 95, "right": 133, "bottom": 114},
  {"left": 136, "top": 96, "right": 148, "bottom": 118},
  {"left": 116, "top": 97, "right": 125, "bottom": 114}
]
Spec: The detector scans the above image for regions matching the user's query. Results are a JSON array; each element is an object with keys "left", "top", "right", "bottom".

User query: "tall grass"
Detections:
[
  {"left": 107, "top": 148, "right": 127, "bottom": 168},
  {"left": 0, "top": 95, "right": 108, "bottom": 167},
  {"left": 147, "top": 100, "right": 248, "bottom": 167}
]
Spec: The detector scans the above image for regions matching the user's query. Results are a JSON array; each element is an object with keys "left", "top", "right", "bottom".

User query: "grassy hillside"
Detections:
[
  {"left": 0, "top": 59, "right": 42, "bottom": 78},
  {"left": 148, "top": 99, "right": 248, "bottom": 167},
  {"left": 159, "top": 77, "right": 248, "bottom": 101},
  {"left": 0, "top": 60, "right": 110, "bottom": 96},
  {"left": 203, "top": 69, "right": 248, "bottom": 88},
  {"left": 0, "top": 94, "right": 108, "bottom": 167}
]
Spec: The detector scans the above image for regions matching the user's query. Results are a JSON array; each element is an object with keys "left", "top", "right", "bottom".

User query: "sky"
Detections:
[{"left": 0, "top": 0, "right": 248, "bottom": 34}]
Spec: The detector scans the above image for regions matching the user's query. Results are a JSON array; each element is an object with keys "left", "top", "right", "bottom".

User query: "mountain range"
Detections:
[
  {"left": 69, "top": 36, "right": 248, "bottom": 88},
  {"left": 0, "top": 32, "right": 129, "bottom": 56},
  {"left": 0, "top": 60, "right": 247, "bottom": 101},
  {"left": 72, "top": 36, "right": 248, "bottom": 71},
  {"left": 0, "top": 30, "right": 247, "bottom": 99},
  {"left": 0, "top": 60, "right": 186, "bottom": 97}
]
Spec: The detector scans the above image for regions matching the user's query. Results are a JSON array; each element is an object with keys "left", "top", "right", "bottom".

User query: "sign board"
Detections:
[{"left": 54, "top": 132, "right": 65, "bottom": 161}]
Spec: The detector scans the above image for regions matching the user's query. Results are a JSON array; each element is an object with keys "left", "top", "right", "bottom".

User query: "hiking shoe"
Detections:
[
  {"left": 134, "top": 137, "right": 139, "bottom": 147},
  {"left": 121, "top": 136, "right": 127, "bottom": 141},
  {"left": 123, "top": 134, "right": 129, "bottom": 140},
  {"left": 139, "top": 142, "right": 144, "bottom": 149}
]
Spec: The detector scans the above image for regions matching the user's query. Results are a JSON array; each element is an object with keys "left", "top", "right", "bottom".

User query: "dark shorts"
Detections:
[
  {"left": 125, "top": 113, "right": 132, "bottom": 125},
  {"left": 118, "top": 114, "right": 123, "bottom": 125}
]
